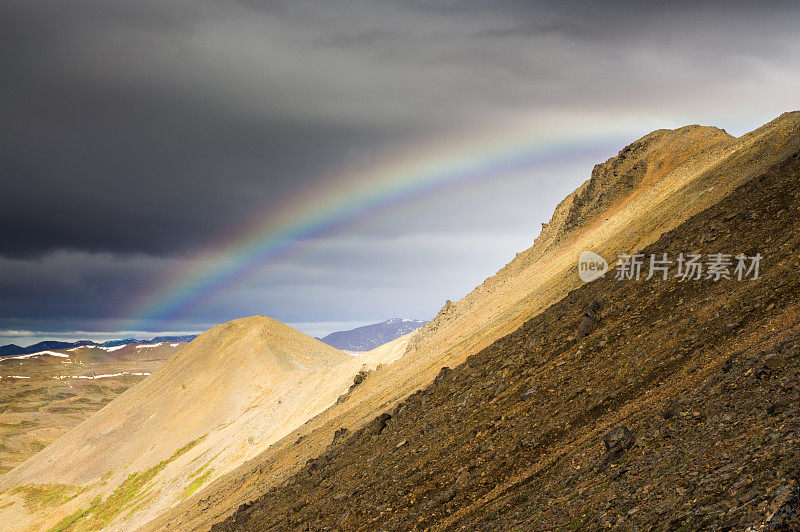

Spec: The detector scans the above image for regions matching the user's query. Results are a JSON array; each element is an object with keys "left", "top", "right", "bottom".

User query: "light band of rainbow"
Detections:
[{"left": 127, "top": 123, "right": 638, "bottom": 332}]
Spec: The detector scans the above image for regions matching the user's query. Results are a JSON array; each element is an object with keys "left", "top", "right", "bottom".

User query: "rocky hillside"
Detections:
[
  {"left": 214, "top": 130, "right": 800, "bottom": 530},
  {"left": 145, "top": 112, "right": 800, "bottom": 532},
  {"left": 319, "top": 319, "right": 428, "bottom": 351},
  {"left": 405, "top": 114, "right": 796, "bottom": 367}
]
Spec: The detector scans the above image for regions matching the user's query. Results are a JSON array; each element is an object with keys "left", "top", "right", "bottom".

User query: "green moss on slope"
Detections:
[
  {"left": 11, "top": 484, "right": 86, "bottom": 511},
  {"left": 183, "top": 469, "right": 214, "bottom": 498},
  {"left": 48, "top": 436, "right": 204, "bottom": 532}
]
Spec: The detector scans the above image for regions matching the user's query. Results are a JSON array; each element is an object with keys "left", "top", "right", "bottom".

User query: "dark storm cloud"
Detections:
[
  {"left": 1, "top": 0, "right": 799, "bottom": 337},
  {"left": 0, "top": 1, "right": 402, "bottom": 257},
  {"left": 0, "top": 251, "right": 173, "bottom": 331}
]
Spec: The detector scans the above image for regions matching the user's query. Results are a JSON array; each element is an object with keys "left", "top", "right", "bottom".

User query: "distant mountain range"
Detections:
[
  {"left": 0, "top": 335, "right": 198, "bottom": 357},
  {"left": 0, "top": 340, "right": 94, "bottom": 357},
  {"left": 318, "top": 318, "right": 427, "bottom": 351},
  {"left": 1, "top": 322, "right": 426, "bottom": 358}
]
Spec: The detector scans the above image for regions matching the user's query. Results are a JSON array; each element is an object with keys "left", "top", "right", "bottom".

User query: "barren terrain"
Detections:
[
  {"left": 215, "top": 121, "right": 800, "bottom": 531},
  {"left": 0, "top": 343, "right": 182, "bottom": 475},
  {"left": 150, "top": 113, "right": 800, "bottom": 532}
]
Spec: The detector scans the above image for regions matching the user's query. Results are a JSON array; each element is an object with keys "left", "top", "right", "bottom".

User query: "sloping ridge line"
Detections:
[{"left": 145, "top": 111, "right": 800, "bottom": 531}]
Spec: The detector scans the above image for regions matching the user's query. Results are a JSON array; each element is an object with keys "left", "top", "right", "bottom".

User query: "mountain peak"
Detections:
[
  {"left": 0, "top": 315, "right": 351, "bottom": 494},
  {"left": 320, "top": 318, "right": 427, "bottom": 351}
]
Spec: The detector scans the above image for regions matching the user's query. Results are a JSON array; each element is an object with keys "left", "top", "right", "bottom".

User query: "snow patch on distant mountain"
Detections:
[
  {"left": 6, "top": 350, "right": 70, "bottom": 360},
  {"left": 0, "top": 335, "right": 196, "bottom": 358},
  {"left": 102, "top": 345, "right": 127, "bottom": 352},
  {"left": 319, "top": 318, "right": 427, "bottom": 351}
]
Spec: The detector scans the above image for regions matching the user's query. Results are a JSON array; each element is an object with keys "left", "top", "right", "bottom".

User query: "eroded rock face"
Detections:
[
  {"left": 403, "top": 117, "right": 772, "bottom": 363},
  {"left": 559, "top": 125, "right": 734, "bottom": 237}
]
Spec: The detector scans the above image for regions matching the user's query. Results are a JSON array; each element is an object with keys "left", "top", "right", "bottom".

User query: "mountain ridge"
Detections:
[
  {"left": 2, "top": 112, "right": 798, "bottom": 531},
  {"left": 0, "top": 335, "right": 199, "bottom": 357},
  {"left": 213, "top": 136, "right": 800, "bottom": 531},
  {"left": 144, "top": 112, "right": 800, "bottom": 532}
]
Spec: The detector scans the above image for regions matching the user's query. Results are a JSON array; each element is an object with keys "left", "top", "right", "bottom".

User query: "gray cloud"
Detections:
[{"left": 1, "top": 0, "right": 799, "bottom": 337}]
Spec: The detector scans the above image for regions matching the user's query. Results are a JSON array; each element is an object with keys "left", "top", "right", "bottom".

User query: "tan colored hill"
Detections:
[
  {"left": 147, "top": 111, "right": 800, "bottom": 532},
  {"left": 0, "top": 343, "right": 182, "bottom": 475},
  {"left": 0, "top": 317, "right": 399, "bottom": 531}
]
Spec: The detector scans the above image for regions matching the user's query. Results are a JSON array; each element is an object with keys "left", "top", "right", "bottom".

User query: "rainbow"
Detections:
[{"left": 127, "top": 121, "right": 639, "bottom": 332}]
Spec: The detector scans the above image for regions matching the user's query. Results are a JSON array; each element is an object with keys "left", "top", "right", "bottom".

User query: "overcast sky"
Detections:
[{"left": 2, "top": 0, "right": 799, "bottom": 344}]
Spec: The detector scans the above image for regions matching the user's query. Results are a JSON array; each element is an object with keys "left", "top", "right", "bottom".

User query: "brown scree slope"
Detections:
[
  {"left": 214, "top": 124, "right": 800, "bottom": 530},
  {"left": 150, "top": 112, "right": 800, "bottom": 531}
]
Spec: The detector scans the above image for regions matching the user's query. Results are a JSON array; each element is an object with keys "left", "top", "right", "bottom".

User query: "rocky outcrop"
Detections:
[{"left": 405, "top": 122, "right": 745, "bottom": 360}]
